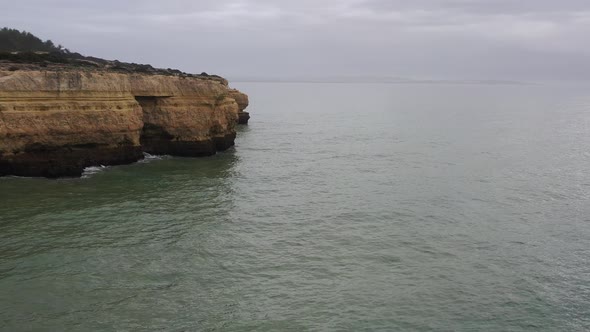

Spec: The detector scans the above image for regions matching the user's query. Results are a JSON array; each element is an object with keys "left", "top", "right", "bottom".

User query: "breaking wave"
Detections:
[
  {"left": 81, "top": 165, "right": 109, "bottom": 178},
  {"left": 138, "top": 152, "right": 171, "bottom": 163}
]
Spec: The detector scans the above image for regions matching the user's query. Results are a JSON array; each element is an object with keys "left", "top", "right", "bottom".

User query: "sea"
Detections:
[{"left": 1, "top": 82, "right": 589, "bottom": 331}]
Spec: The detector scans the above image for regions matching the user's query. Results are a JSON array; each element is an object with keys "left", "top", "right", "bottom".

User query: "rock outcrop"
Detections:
[
  {"left": 0, "top": 68, "right": 249, "bottom": 177},
  {"left": 228, "top": 89, "right": 250, "bottom": 124}
]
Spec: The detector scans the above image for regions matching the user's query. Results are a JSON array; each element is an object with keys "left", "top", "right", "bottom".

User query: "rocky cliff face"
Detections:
[
  {"left": 0, "top": 69, "right": 249, "bottom": 177},
  {"left": 228, "top": 89, "right": 250, "bottom": 124}
]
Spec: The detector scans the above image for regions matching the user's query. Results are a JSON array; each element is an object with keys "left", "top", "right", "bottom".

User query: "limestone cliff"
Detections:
[{"left": 0, "top": 68, "right": 249, "bottom": 177}]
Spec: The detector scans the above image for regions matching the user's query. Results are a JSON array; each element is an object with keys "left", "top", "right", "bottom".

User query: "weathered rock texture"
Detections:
[
  {"left": 228, "top": 89, "right": 250, "bottom": 124},
  {"left": 0, "top": 69, "right": 249, "bottom": 177}
]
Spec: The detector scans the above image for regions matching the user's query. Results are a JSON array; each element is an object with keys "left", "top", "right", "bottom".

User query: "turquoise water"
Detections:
[{"left": 1, "top": 82, "right": 590, "bottom": 331}]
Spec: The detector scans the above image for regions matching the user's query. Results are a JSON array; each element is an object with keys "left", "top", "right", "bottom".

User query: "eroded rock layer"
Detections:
[{"left": 0, "top": 69, "right": 249, "bottom": 177}]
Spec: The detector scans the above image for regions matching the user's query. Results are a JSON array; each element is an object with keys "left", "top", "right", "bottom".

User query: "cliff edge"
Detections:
[{"left": 0, "top": 65, "right": 250, "bottom": 177}]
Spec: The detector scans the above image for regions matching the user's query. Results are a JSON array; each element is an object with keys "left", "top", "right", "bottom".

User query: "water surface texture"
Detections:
[{"left": 1, "top": 83, "right": 590, "bottom": 331}]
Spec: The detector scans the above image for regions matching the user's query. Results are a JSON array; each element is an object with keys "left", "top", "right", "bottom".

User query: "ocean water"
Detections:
[{"left": 1, "top": 82, "right": 590, "bottom": 331}]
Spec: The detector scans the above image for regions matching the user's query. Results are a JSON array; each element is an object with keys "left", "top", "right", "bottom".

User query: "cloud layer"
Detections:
[{"left": 4, "top": 0, "right": 590, "bottom": 80}]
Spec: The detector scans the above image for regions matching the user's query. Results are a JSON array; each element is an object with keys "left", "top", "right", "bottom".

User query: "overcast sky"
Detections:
[{"left": 4, "top": 0, "right": 590, "bottom": 80}]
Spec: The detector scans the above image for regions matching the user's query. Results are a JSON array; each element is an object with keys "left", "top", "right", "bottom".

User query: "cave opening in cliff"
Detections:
[
  {"left": 134, "top": 96, "right": 158, "bottom": 112},
  {"left": 134, "top": 96, "right": 174, "bottom": 154}
]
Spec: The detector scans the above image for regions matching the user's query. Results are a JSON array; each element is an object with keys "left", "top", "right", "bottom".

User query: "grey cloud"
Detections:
[
  {"left": 3, "top": 0, "right": 590, "bottom": 80},
  {"left": 359, "top": 0, "right": 590, "bottom": 15}
]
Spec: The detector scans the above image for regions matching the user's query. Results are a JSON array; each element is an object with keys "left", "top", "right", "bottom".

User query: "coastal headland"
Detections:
[{"left": 0, "top": 57, "right": 250, "bottom": 178}]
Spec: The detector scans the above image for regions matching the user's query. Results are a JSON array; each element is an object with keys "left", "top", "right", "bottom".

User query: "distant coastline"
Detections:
[{"left": 229, "top": 76, "right": 534, "bottom": 85}]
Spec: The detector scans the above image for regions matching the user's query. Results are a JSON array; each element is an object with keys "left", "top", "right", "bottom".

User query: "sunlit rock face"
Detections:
[{"left": 0, "top": 69, "right": 249, "bottom": 177}]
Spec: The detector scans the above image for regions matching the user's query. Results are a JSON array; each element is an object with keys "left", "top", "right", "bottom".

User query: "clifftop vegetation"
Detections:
[
  {"left": 0, "top": 28, "right": 222, "bottom": 81},
  {"left": 0, "top": 28, "right": 66, "bottom": 53}
]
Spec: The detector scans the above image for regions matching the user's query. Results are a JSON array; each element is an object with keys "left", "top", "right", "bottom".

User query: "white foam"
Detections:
[
  {"left": 78, "top": 153, "right": 169, "bottom": 178},
  {"left": 81, "top": 165, "right": 108, "bottom": 178},
  {"left": 138, "top": 152, "right": 170, "bottom": 163}
]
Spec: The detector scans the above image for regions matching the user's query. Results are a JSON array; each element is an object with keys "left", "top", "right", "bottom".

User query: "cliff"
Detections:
[{"left": 0, "top": 66, "right": 249, "bottom": 178}]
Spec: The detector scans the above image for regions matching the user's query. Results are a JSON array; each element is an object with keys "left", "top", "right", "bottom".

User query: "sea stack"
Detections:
[{"left": 0, "top": 61, "right": 250, "bottom": 178}]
